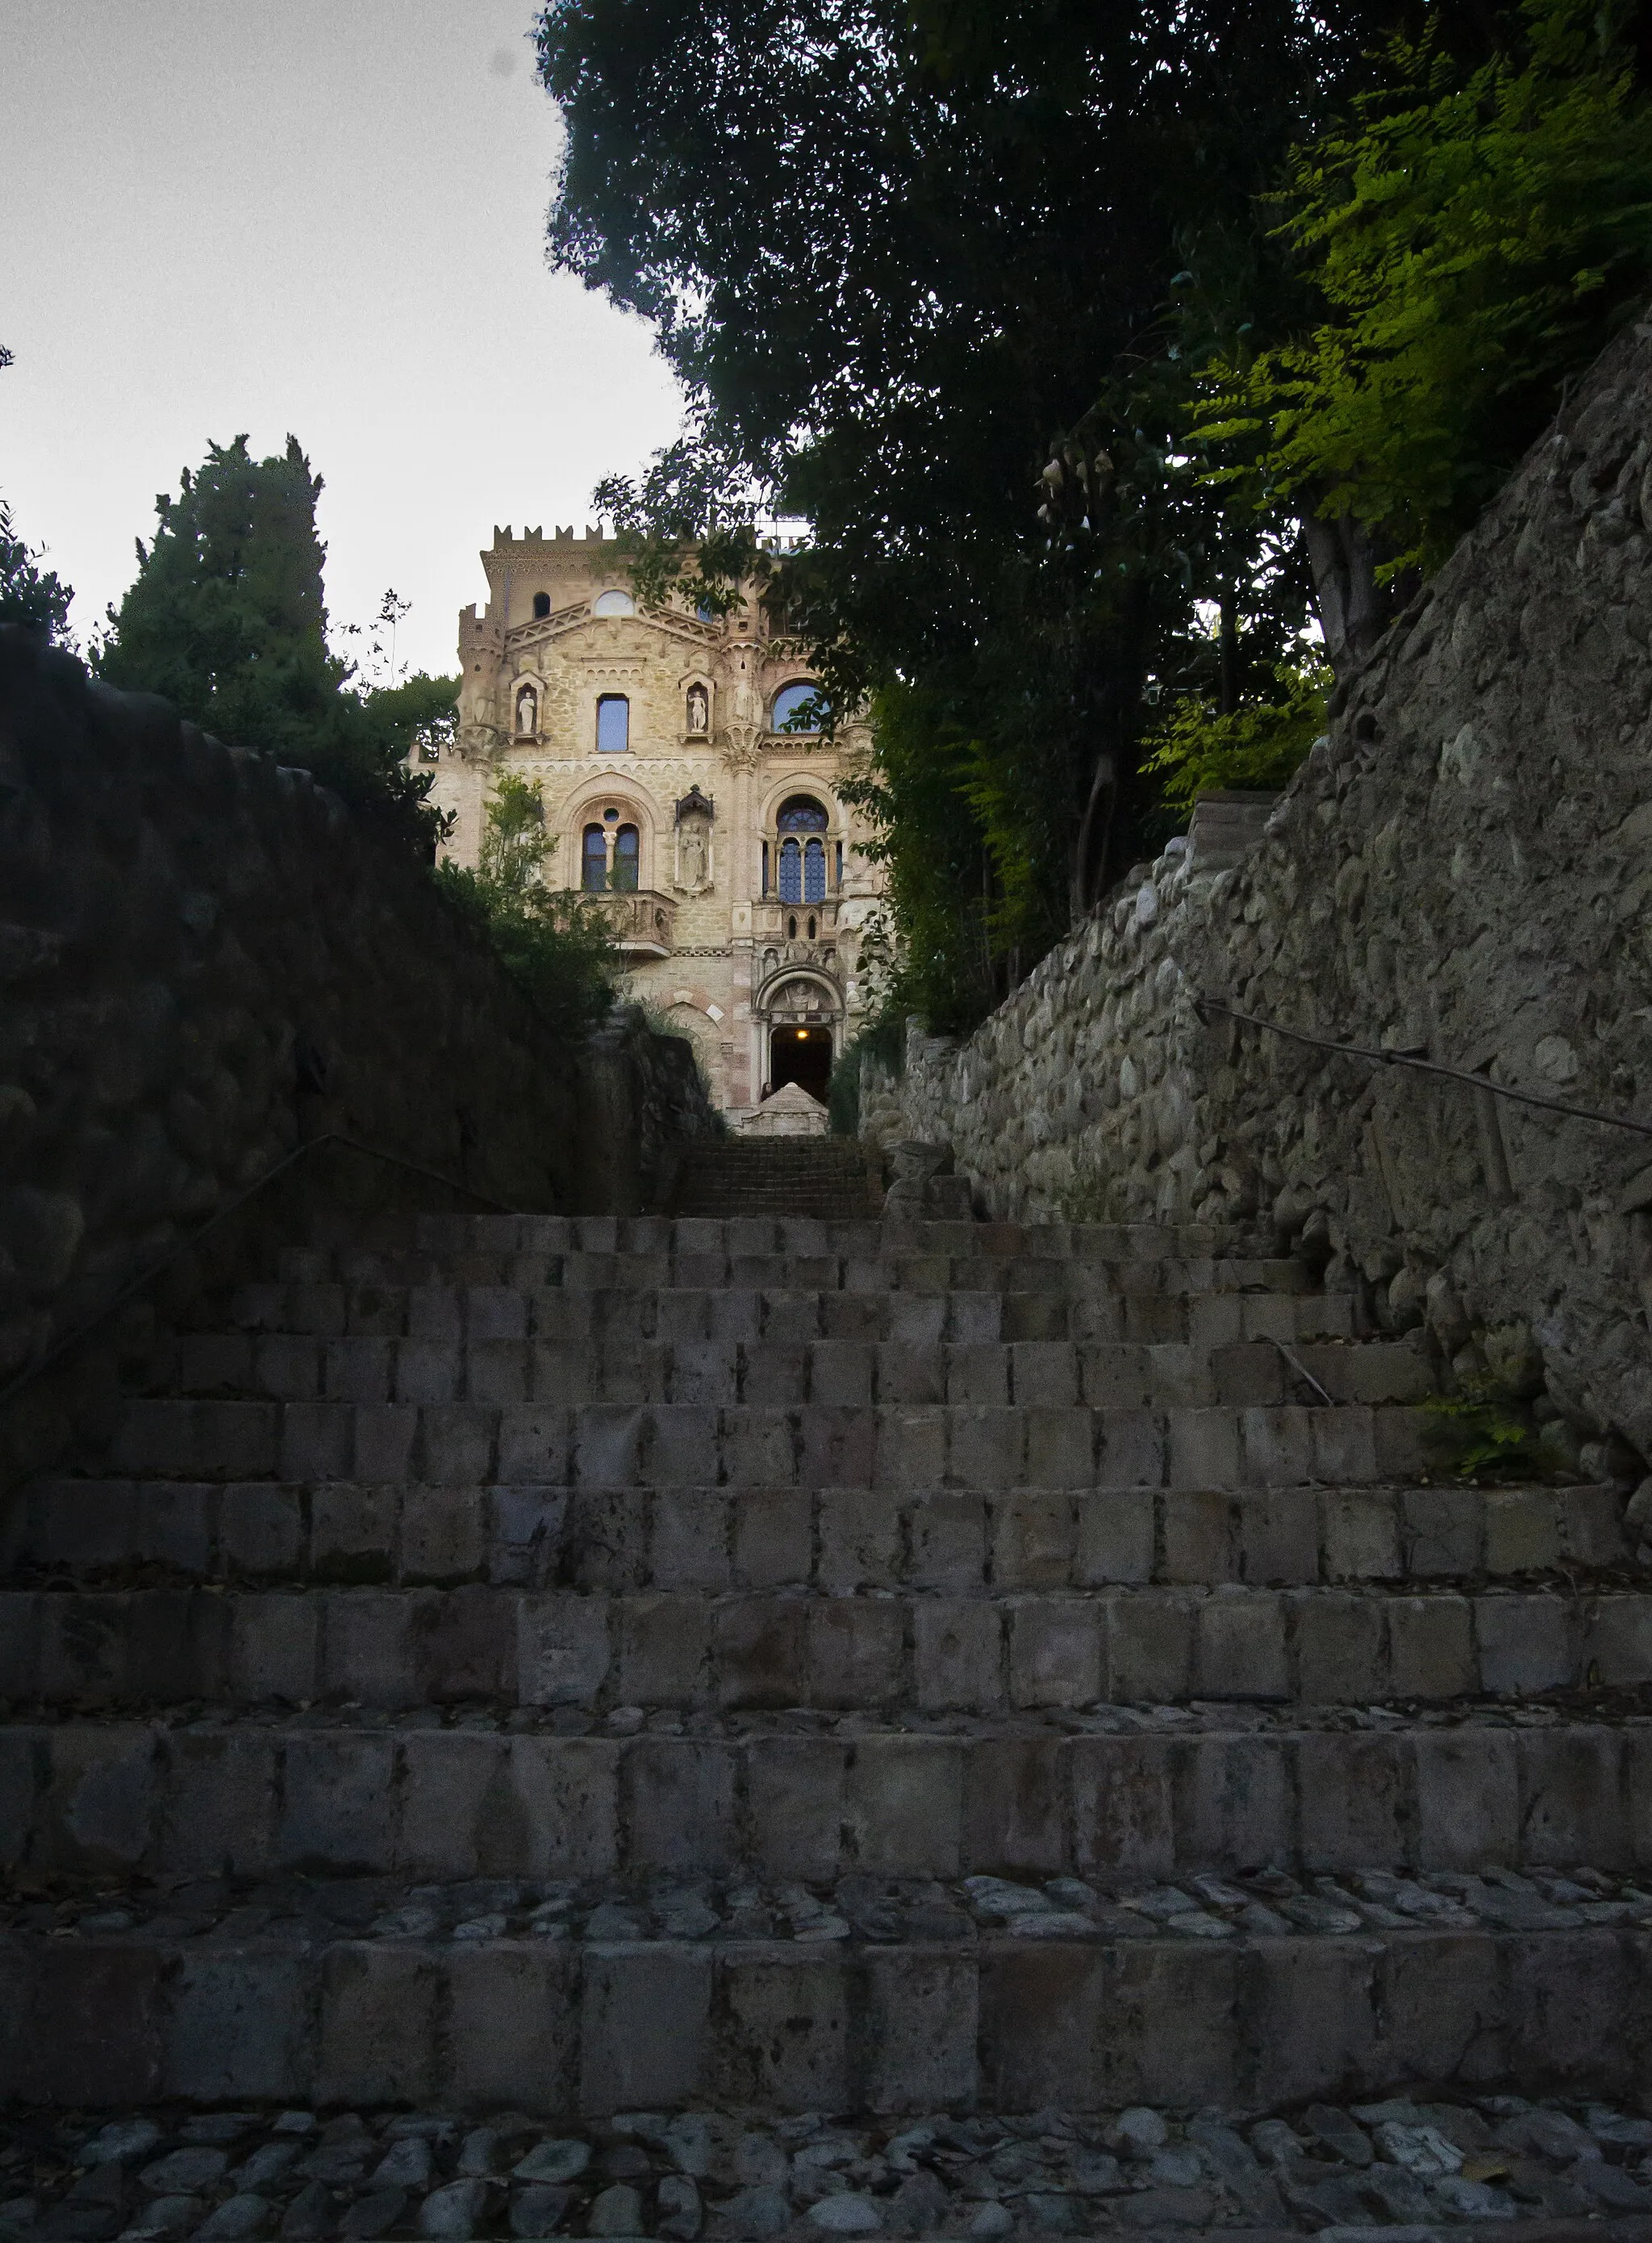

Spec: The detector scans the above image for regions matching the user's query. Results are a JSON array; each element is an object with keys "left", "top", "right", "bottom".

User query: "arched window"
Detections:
[
  {"left": 613, "top": 824, "right": 639, "bottom": 890},
  {"left": 592, "top": 590, "right": 636, "bottom": 616},
  {"left": 532, "top": 591, "right": 551, "bottom": 620},
  {"left": 774, "top": 795, "right": 828, "bottom": 901},
  {"left": 772, "top": 682, "right": 826, "bottom": 732},
  {"left": 582, "top": 825, "right": 607, "bottom": 892},
  {"left": 596, "top": 695, "right": 629, "bottom": 753}
]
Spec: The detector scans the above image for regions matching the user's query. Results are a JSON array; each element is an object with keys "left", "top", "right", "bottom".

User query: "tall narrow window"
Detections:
[
  {"left": 596, "top": 695, "right": 629, "bottom": 753},
  {"left": 761, "top": 842, "right": 770, "bottom": 895},
  {"left": 613, "top": 825, "right": 640, "bottom": 890},
  {"left": 582, "top": 825, "right": 607, "bottom": 892},
  {"left": 778, "top": 837, "right": 803, "bottom": 904},
  {"left": 803, "top": 837, "right": 826, "bottom": 902},
  {"left": 835, "top": 842, "right": 844, "bottom": 889}
]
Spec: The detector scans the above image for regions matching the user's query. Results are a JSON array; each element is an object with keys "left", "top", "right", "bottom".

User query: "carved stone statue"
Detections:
[
  {"left": 515, "top": 685, "right": 537, "bottom": 737},
  {"left": 686, "top": 683, "right": 708, "bottom": 735},
  {"left": 678, "top": 821, "right": 708, "bottom": 890}
]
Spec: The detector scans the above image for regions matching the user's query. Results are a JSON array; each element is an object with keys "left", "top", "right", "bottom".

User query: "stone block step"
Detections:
[
  {"left": 8, "top": 1480, "right": 1625, "bottom": 1595},
  {"left": 95, "top": 1397, "right": 1433, "bottom": 1488},
  {"left": 268, "top": 1243, "right": 1309, "bottom": 1300},
  {"left": 10, "top": 1714, "right": 1652, "bottom": 1885},
  {"left": 346, "top": 1213, "right": 1223, "bottom": 1263},
  {"left": 225, "top": 1277, "right": 1356, "bottom": 1349},
  {"left": 2, "top": 1907, "right": 1647, "bottom": 2112},
  {"left": 157, "top": 1332, "right": 1432, "bottom": 1411},
  {"left": 8, "top": 1579, "right": 1651, "bottom": 1711}
]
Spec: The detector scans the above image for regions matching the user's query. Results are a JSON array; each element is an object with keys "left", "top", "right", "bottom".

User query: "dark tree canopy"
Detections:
[
  {"left": 97, "top": 435, "right": 454, "bottom": 842},
  {"left": 538, "top": 0, "right": 1650, "bottom": 1028},
  {"left": 1, "top": 345, "right": 74, "bottom": 643}
]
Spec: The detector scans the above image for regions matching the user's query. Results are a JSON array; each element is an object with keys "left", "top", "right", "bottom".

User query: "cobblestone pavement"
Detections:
[
  {"left": 7, "top": 2088, "right": 1652, "bottom": 2242},
  {"left": 8, "top": 1857, "right": 1652, "bottom": 1950},
  {"left": 7, "top": 1693, "right": 1652, "bottom": 1741}
]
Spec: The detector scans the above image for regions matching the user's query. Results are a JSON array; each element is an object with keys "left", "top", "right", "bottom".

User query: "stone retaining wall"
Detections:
[
  {"left": 874, "top": 315, "right": 1652, "bottom": 1464},
  {"left": 0, "top": 631, "right": 714, "bottom": 1457}
]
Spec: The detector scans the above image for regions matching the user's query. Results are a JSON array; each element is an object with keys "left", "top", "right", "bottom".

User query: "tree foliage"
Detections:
[
  {"left": 1141, "top": 655, "right": 1330, "bottom": 810},
  {"left": 1199, "top": 0, "right": 1652, "bottom": 577},
  {"left": 1, "top": 346, "right": 74, "bottom": 642},
  {"left": 539, "top": 0, "right": 1652, "bottom": 1032},
  {"left": 433, "top": 774, "right": 620, "bottom": 1042},
  {"left": 95, "top": 435, "right": 454, "bottom": 841},
  {"left": 0, "top": 495, "right": 73, "bottom": 642}
]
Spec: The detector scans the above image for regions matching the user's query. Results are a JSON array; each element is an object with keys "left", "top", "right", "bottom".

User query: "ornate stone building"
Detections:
[{"left": 423, "top": 526, "right": 882, "bottom": 1125}]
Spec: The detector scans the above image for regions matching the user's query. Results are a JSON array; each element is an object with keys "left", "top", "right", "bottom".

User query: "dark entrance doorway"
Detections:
[{"left": 770, "top": 1025, "right": 833, "bottom": 1102}]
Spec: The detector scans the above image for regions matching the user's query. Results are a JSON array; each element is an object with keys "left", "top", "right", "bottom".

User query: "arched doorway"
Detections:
[{"left": 770, "top": 1023, "right": 833, "bottom": 1102}]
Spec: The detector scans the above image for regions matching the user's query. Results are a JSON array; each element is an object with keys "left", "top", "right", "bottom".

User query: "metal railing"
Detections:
[
  {"left": 0, "top": 1132, "right": 515, "bottom": 1418},
  {"left": 1194, "top": 997, "right": 1652, "bottom": 1141}
]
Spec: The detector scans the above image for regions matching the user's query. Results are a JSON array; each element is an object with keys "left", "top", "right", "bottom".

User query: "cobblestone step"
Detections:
[
  {"left": 9, "top": 1716, "right": 1652, "bottom": 1885},
  {"left": 153, "top": 1335, "right": 1431, "bottom": 1411},
  {"left": 10, "top": 1481, "right": 1624, "bottom": 1593},
  {"left": 9, "top": 2091, "right": 1652, "bottom": 2243},
  {"left": 225, "top": 1280, "right": 1354, "bottom": 1348},
  {"left": 95, "top": 1400, "right": 1434, "bottom": 1489},
  {"left": 8, "top": 1581, "right": 1652, "bottom": 1713},
  {"left": 2, "top": 1905, "right": 1648, "bottom": 2115}
]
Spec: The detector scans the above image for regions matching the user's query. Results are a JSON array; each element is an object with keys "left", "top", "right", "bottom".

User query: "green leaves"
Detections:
[
  {"left": 1142, "top": 656, "right": 1329, "bottom": 809},
  {"left": 0, "top": 495, "right": 72, "bottom": 641},
  {"left": 1199, "top": 0, "right": 1652, "bottom": 576},
  {"left": 95, "top": 435, "right": 452, "bottom": 845},
  {"left": 433, "top": 774, "right": 619, "bottom": 1042}
]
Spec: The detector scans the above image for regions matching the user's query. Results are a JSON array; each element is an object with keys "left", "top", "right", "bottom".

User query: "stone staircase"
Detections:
[
  {"left": 5, "top": 1209, "right": 1652, "bottom": 2236},
  {"left": 669, "top": 1142, "right": 877, "bottom": 1221}
]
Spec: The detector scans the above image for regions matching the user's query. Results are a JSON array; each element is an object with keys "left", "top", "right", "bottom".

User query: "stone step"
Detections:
[
  {"left": 9, "top": 1580, "right": 1650, "bottom": 1711},
  {"left": 322, "top": 1212, "right": 1222, "bottom": 1262},
  {"left": 95, "top": 1397, "right": 1433, "bottom": 1488},
  {"left": 1, "top": 1904, "right": 1646, "bottom": 2112},
  {"left": 8, "top": 1480, "right": 1625, "bottom": 1594},
  {"left": 269, "top": 1244, "right": 1305, "bottom": 1297},
  {"left": 157, "top": 1332, "right": 1433, "bottom": 1410},
  {"left": 11, "top": 2095, "right": 1652, "bottom": 2241},
  {"left": 226, "top": 1277, "right": 1355, "bottom": 1348},
  {"left": 10, "top": 1714, "right": 1651, "bottom": 1886}
]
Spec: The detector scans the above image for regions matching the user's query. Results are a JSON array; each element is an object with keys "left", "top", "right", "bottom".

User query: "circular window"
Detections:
[{"left": 592, "top": 590, "right": 636, "bottom": 616}]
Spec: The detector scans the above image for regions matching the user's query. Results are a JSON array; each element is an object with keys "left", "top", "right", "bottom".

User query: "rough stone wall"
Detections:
[
  {"left": 0, "top": 633, "right": 715, "bottom": 1400},
  {"left": 882, "top": 315, "right": 1652, "bottom": 1463}
]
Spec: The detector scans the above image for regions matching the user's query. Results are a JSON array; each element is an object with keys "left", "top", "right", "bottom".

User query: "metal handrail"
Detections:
[
  {"left": 1194, "top": 997, "right": 1652, "bottom": 1141},
  {"left": 0, "top": 1131, "right": 518, "bottom": 1417}
]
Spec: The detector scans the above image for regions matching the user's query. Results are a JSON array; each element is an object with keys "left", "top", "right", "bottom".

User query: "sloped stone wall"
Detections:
[
  {"left": 0, "top": 633, "right": 715, "bottom": 1405},
  {"left": 880, "top": 314, "right": 1652, "bottom": 1464}
]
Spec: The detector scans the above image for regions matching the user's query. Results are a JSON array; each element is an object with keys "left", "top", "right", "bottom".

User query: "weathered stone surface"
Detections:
[
  {"left": 0, "top": 629, "right": 714, "bottom": 1482},
  {"left": 870, "top": 318, "right": 1652, "bottom": 1464}
]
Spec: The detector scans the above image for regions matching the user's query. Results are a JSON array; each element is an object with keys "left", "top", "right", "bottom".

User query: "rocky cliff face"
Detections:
[{"left": 882, "top": 313, "right": 1652, "bottom": 1465}]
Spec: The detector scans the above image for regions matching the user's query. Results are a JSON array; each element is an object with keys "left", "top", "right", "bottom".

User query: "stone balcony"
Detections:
[{"left": 587, "top": 887, "right": 677, "bottom": 957}]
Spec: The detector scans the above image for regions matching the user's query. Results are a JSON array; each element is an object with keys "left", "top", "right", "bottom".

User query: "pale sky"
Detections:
[{"left": 1, "top": 0, "right": 686, "bottom": 679}]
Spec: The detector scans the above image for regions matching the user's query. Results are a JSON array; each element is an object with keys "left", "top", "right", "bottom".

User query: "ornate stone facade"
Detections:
[{"left": 425, "top": 526, "right": 882, "bottom": 1122}]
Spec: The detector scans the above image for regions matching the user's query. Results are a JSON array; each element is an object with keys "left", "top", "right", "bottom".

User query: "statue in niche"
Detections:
[
  {"left": 686, "top": 683, "right": 709, "bottom": 735},
  {"left": 678, "top": 820, "right": 709, "bottom": 892},
  {"left": 515, "top": 683, "right": 537, "bottom": 737}
]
